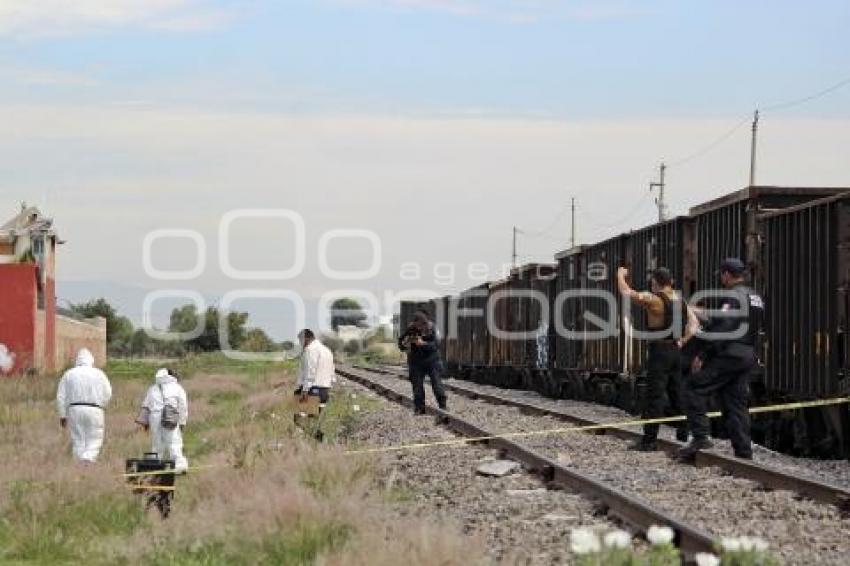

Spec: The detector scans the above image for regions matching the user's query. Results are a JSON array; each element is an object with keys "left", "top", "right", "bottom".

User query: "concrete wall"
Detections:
[
  {"left": 44, "top": 276, "right": 56, "bottom": 371},
  {"left": 0, "top": 264, "right": 37, "bottom": 374},
  {"left": 55, "top": 315, "right": 107, "bottom": 370}
]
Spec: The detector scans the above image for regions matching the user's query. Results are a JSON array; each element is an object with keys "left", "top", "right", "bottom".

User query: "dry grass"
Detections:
[{"left": 0, "top": 355, "right": 486, "bottom": 565}]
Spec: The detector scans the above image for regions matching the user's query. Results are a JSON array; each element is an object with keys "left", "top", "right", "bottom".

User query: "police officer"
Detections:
[
  {"left": 398, "top": 309, "right": 448, "bottom": 414},
  {"left": 677, "top": 258, "right": 764, "bottom": 461},
  {"left": 618, "top": 266, "right": 693, "bottom": 450}
]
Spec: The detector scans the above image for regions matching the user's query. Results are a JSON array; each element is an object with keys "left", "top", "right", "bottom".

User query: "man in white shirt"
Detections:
[
  {"left": 56, "top": 348, "right": 112, "bottom": 463},
  {"left": 295, "top": 328, "right": 336, "bottom": 405}
]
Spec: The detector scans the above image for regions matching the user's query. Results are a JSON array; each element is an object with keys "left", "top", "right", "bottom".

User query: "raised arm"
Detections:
[{"left": 617, "top": 267, "right": 640, "bottom": 300}]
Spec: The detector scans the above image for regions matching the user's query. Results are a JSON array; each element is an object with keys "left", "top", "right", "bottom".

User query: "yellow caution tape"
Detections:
[
  {"left": 345, "top": 396, "right": 850, "bottom": 456},
  {"left": 129, "top": 485, "right": 177, "bottom": 492}
]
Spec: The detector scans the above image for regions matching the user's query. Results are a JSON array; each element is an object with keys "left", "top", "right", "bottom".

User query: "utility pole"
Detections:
[
  {"left": 749, "top": 109, "right": 759, "bottom": 187},
  {"left": 649, "top": 162, "right": 667, "bottom": 222},
  {"left": 512, "top": 226, "right": 518, "bottom": 268},
  {"left": 570, "top": 197, "right": 576, "bottom": 248}
]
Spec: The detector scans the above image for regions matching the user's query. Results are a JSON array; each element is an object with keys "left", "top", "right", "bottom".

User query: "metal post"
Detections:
[
  {"left": 570, "top": 197, "right": 576, "bottom": 248},
  {"left": 512, "top": 226, "right": 517, "bottom": 268},
  {"left": 650, "top": 162, "right": 667, "bottom": 222},
  {"left": 659, "top": 162, "right": 666, "bottom": 221},
  {"left": 749, "top": 109, "right": 759, "bottom": 187}
]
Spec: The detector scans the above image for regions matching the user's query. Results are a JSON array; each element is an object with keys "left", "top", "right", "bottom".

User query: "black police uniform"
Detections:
[
  {"left": 398, "top": 322, "right": 448, "bottom": 413},
  {"left": 639, "top": 292, "right": 689, "bottom": 446},
  {"left": 682, "top": 282, "right": 764, "bottom": 459}
]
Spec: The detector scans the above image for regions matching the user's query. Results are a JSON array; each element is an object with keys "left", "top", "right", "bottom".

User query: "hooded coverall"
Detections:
[
  {"left": 142, "top": 369, "right": 189, "bottom": 471},
  {"left": 56, "top": 348, "right": 112, "bottom": 463}
]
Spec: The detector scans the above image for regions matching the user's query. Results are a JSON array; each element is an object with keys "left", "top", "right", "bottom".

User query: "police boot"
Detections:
[
  {"left": 675, "top": 437, "right": 714, "bottom": 463},
  {"left": 627, "top": 438, "right": 658, "bottom": 452},
  {"left": 675, "top": 428, "right": 689, "bottom": 443},
  {"left": 413, "top": 406, "right": 427, "bottom": 416},
  {"left": 438, "top": 398, "right": 448, "bottom": 411}
]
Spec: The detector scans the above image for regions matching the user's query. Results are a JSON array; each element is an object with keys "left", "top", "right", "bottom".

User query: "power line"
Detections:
[
  {"left": 580, "top": 192, "right": 655, "bottom": 230},
  {"left": 666, "top": 73, "right": 850, "bottom": 170},
  {"left": 520, "top": 201, "right": 572, "bottom": 238},
  {"left": 666, "top": 117, "right": 750, "bottom": 169},
  {"left": 761, "top": 74, "right": 850, "bottom": 113}
]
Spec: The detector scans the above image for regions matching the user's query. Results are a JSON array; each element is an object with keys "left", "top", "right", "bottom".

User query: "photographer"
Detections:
[{"left": 398, "top": 309, "right": 448, "bottom": 414}]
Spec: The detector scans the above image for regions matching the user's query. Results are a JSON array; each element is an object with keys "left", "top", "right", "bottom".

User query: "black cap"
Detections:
[{"left": 719, "top": 258, "right": 746, "bottom": 276}]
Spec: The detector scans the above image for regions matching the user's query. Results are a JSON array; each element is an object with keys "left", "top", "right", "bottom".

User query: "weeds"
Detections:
[{"left": 0, "top": 353, "right": 482, "bottom": 565}]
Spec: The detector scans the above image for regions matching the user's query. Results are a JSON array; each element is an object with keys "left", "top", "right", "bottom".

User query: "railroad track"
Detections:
[
  {"left": 357, "top": 364, "right": 850, "bottom": 511},
  {"left": 337, "top": 365, "right": 718, "bottom": 560},
  {"left": 342, "top": 364, "right": 850, "bottom": 565}
]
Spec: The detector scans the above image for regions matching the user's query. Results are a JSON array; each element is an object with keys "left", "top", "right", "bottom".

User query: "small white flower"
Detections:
[
  {"left": 695, "top": 553, "right": 721, "bottom": 566},
  {"left": 603, "top": 529, "right": 632, "bottom": 549},
  {"left": 570, "top": 528, "right": 601, "bottom": 555},
  {"left": 720, "top": 537, "right": 742, "bottom": 552},
  {"left": 352, "top": 404, "right": 361, "bottom": 412},
  {"left": 646, "top": 525, "right": 675, "bottom": 546}
]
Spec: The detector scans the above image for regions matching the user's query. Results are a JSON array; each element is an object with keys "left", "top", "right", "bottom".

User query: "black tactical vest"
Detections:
[
  {"left": 724, "top": 284, "right": 764, "bottom": 347},
  {"left": 648, "top": 291, "right": 687, "bottom": 340}
]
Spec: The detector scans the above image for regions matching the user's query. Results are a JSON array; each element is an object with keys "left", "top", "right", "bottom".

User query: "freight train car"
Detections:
[
  {"left": 480, "top": 264, "right": 558, "bottom": 392},
  {"left": 689, "top": 186, "right": 849, "bottom": 293},
  {"left": 438, "top": 295, "right": 460, "bottom": 372},
  {"left": 410, "top": 185, "right": 850, "bottom": 457},
  {"left": 757, "top": 193, "right": 850, "bottom": 456},
  {"left": 455, "top": 283, "right": 490, "bottom": 382},
  {"left": 550, "top": 218, "right": 694, "bottom": 410}
]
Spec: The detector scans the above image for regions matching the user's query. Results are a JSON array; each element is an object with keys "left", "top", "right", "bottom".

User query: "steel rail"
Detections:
[
  {"left": 337, "top": 365, "right": 717, "bottom": 560},
  {"left": 358, "top": 364, "right": 850, "bottom": 511}
]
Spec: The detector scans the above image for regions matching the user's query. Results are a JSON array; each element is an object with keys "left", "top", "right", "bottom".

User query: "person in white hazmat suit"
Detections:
[
  {"left": 56, "top": 348, "right": 112, "bottom": 463},
  {"left": 141, "top": 368, "right": 189, "bottom": 472}
]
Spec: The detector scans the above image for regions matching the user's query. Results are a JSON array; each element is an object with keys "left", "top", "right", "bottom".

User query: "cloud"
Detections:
[
  {"left": 0, "top": 0, "right": 232, "bottom": 38},
  {"left": 337, "top": 0, "right": 639, "bottom": 23},
  {"left": 1, "top": 65, "right": 98, "bottom": 87}
]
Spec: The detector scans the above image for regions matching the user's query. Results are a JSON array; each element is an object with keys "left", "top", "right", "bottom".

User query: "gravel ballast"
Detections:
[
  {"left": 353, "top": 370, "right": 850, "bottom": 565},
  {"left": 443, "top": 377, "right": 850, "bottom": 490},
  {"left": 340, "top": 379, "right": 633, "bottom": 565}
]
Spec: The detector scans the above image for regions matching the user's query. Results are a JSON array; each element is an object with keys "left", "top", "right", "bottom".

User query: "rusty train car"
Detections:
[{"left": 399, "top": 186, "right": 850, "bottom": 457}]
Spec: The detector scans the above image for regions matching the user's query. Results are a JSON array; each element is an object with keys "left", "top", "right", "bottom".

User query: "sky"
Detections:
[{"left": 0, "top": 0, "right": 848, "bottom": 339}]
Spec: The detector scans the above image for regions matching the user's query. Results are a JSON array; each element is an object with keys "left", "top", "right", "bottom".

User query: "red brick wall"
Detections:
[{"left": 0, "top": 264, "right": 38, "bottom": 374}]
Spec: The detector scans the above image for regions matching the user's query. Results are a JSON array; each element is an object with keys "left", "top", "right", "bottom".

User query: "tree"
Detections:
[
  {"left": 343, "top": 339, "right": 362, "bottom": 356},
  {"left": 129, "top": 328, "right": 152, "bottom": 357},
  {"left": 70, "top": 298, "right": 133, "bottom": 353},
  {"left": 168, "top": 304, "right": 251, "bottom": 352},
  {"left": 321, "top": 334, "right": 343, "bottom": 354},
  {"left": 330, "top": 298, "right": 367, "bottom": 331},
  {"left": 169, "top": 304, "right": 199, "bottom": 334},
  {"left": 281, "top": 340, "right": 295, "bottom": 352},
  {"left": 241, "top": 328, "right": 275, "bottom": 352}
]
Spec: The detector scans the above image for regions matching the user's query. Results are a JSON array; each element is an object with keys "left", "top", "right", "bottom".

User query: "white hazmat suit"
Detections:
[
  {"left": 56, "top": 348, "right": 112, "bottom": 463},
  {"left": 142, "top": 369, "right": 189, "bottom": 471}
]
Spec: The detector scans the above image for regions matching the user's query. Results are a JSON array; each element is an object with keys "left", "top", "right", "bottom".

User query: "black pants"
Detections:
[
  {"left": 643, "top": 341, "right": 685, "bottom": 441},
  {"left": 684, "top": 354, "right": 755, "bottom": 456},
  {"left": 409, "top": 359, "right": 447, "bottom": 410}
]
